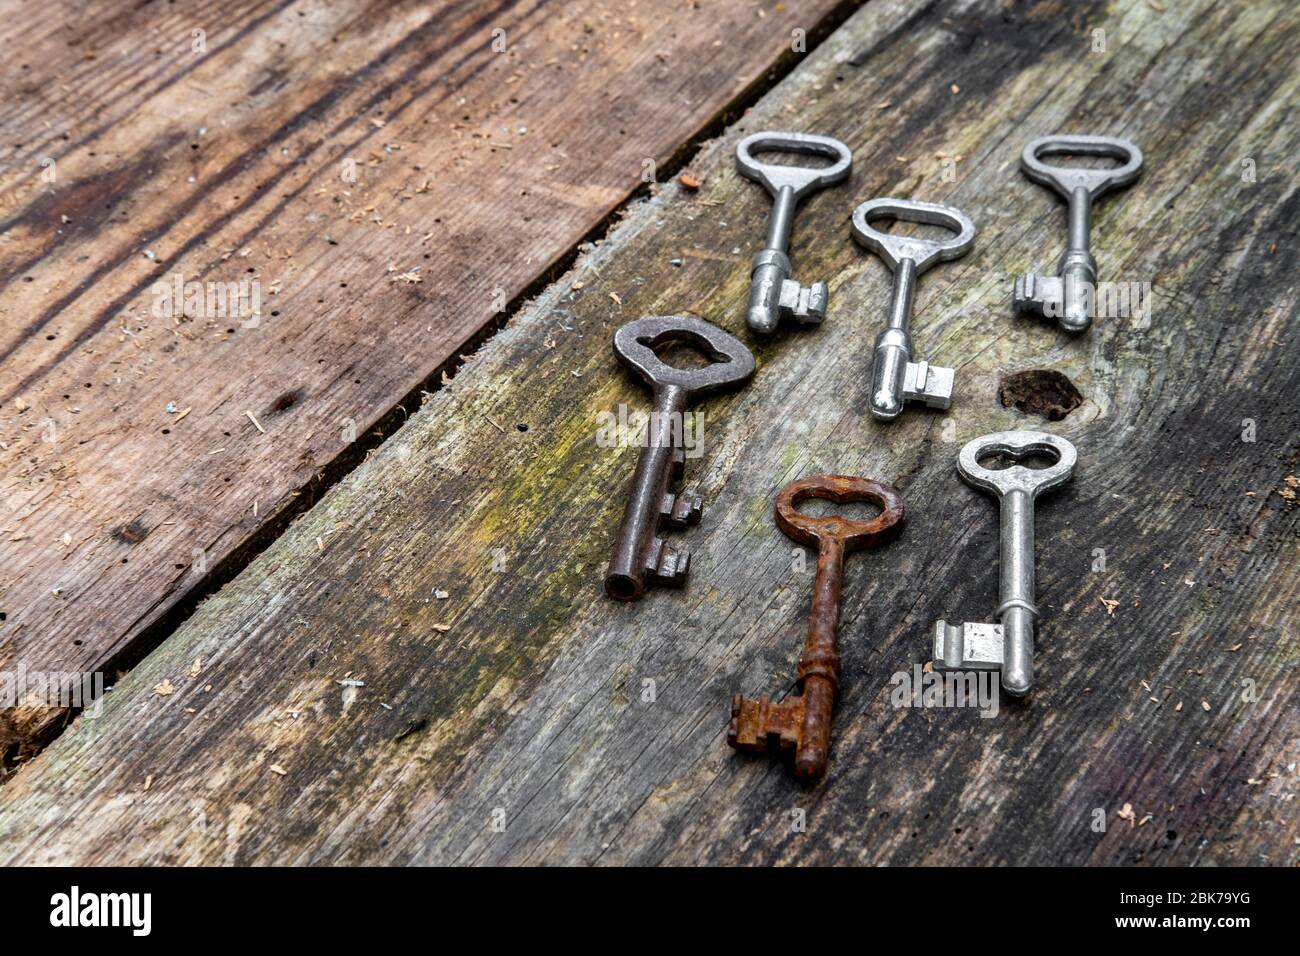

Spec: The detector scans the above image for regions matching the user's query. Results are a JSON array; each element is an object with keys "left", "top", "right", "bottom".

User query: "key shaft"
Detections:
[
  {"left": 997, "top": 487, "right": 1037, "bottom": 695},
  {"left": 746, "top": 186, "right": 812, "bottom": 334},
  {"left": 793, "top": 536, "right": 847, "bottom": 776},
  {"left": 605, "top": 385, "right": 692, "bottom": 601},
  {"left": 869, "top": 257, "right": 924, "bottom": 420},
  {"left": 1057, "top": 186, "right": 1097, "bottom": 332},
  {"left": 766, "top": 185, "right": 797, "bottom": 250}
]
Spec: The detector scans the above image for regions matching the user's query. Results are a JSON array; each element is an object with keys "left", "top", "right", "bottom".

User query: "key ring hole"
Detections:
[
  {"left": 646, "top": 336, "right": 725, "bottom": 371},
  {"left": 976, "top": 446, "right": 1061, "bottom": 471},
  {"left": 748, "top": 145, "right": 839, "bottom": 170},
  {"left": 793, "top": 497, "right": 884, "bottom": 522},
  {"left": 866, "top": 217, "right": 966, "bottom": 242},
  {"left": 636, "top": 330, "right": 732, "bottom": 372},
  {"left": 1030, "top": 149, "right": 1126, "bottom": 172}
]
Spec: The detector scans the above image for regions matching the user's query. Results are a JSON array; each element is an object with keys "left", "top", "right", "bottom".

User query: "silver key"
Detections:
[
  {"left": 851, "top": 198, "right": 975, "bottom": 422},
  {"left": 931, "top": 430, "right": 1077, "bottom": 696},
  {"left": 1013, "top": 134, "right": 1143, "bottom": 333},
  {"left": 735, "top": 131, "right": 852, "bottom": 334}
]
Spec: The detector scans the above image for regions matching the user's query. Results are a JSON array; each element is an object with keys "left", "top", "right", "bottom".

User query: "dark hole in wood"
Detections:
[
  {"left": 998, "top": 369, "right": 1083, "bottom": 422},
  {"left": 393, "top": 717, "right": 427, "bottom": 742},
  {"left": 271, "top": 390, "right": 301, "bottom": 413},
  {"left": 111, "top": 520, "right": 150, "bottom": 545}
]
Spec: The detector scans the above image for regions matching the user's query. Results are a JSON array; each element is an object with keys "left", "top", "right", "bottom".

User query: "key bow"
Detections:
[
  {"left": 735, "top": 131, "right": 852, "bottom": 201},
  {"left": 774, "top": 475, "right": 905, "bottom": 551},
  {"left": 1020, "top": 134, "right": 1144, "bottom": 201},
  {"left": 851, "top": 197, "right": 976, "bottom": 276},
  {"left": 613, "top": 315, "right": 755, "bottom": 399},
  {"left": 956, "top": 430, "right": 1077, "bottom": 500}
]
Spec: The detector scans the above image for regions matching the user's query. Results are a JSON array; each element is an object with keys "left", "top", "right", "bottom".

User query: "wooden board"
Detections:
[
  {"left": 0, "top": 0, "right": 852, "bottom": 752},
  {"left": 1, "top": 0, "right": 1296, "bottom": 865}
]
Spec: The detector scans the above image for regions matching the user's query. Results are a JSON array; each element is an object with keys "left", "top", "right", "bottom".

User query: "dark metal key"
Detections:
[
  {"left": 604, "top": 316, "right": 755, "bottom": 602},
  {"left": 735, "top": 131, "right": 852, "bottom": 334},
  {"left": 1014, "top": 135, "right": 1143, "bottom": 333},
  {"left": 729, "top": 475, "right": 904, "bottom": 779}
]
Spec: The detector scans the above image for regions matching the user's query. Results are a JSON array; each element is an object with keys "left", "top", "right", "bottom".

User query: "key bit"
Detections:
[
  {"left": 735, "top": 131, "right": 852, "bottom": 335},
  {"left": 851, "top": 198, "right": 975, "bottom": 422},
  {"left": 929, "top": 431, "right": 1077, "bottom": 696},
  {"left": 659, "top": 489, "right": 702, "bottom": 528},
  {"left": 932, "top": 620, "right": 1003, "bottom": 671},
  {"left": 645, "top": 538, "right": 689, "bottom": 587},
  {"left": 1012, "top": 272, "right": 1065, "bottom": 319},
  {"left": 1014, "top": 134, "right": 1143, "bottom": 333},
  {"left": 729, "top": 693, "right": 804, "bottom": 756},
  {"left": 604, "top": 316, "right": 754, "bottom": 602},
  {"left": 903, "top": 359, "right": 955, "bottom": 409},
  {"left": 772, "top": 268, "right": 827, "bottom": 325},
  {"left": 728, "top": 475, "right": 904, "bottom": 779}
]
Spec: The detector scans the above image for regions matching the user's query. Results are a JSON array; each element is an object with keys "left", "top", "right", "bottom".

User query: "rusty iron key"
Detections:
[
  {"left": 729, "top": 475, "right": 905, "bottom": 779},
  {"left": 605, "top": 316, "right": 755, "bottom": 601}
]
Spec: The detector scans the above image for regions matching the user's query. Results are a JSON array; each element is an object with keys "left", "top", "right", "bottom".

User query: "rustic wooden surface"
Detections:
[
  {"left": 0, "top": 0, "right": 850, "bottom": 752},
  {"left": 1, "top": 0, "right": 1297, "bottom": 865}
]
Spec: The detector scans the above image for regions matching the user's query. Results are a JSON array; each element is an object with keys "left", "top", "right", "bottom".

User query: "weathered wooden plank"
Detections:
[
  {"left": 0, "top": 0, "right": 853, "bottom": 751},
  {"left": 1, "top": 0, "right": 1297, "bottom": 865}
]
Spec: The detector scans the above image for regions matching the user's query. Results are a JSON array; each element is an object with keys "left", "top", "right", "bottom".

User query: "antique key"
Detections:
[
  {"left": 851, "top": 197, "right": 976, "bottom": 421},
  {"left": 735, "top": 131, "right": 852, "bottom": 334},
  {"left": 605, "top": 315, "right": 755, "bottom": 601},
  {"left": 1013, "top": 134, "right": 1143, "bottom": 333},
  {"left": 729, "top": 475, "right": 905, "bottom": 779},
  {"left": 931, "top": 431, "right": 1077, "bottom": 696}
]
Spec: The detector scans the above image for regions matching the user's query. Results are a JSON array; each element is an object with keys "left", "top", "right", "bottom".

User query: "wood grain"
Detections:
[
  {"left": 1, "top": 0, "right": 1296, "bottom": 865},
  {"left": 0, "top": 0, "right": 850, "bottom": 751}
]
